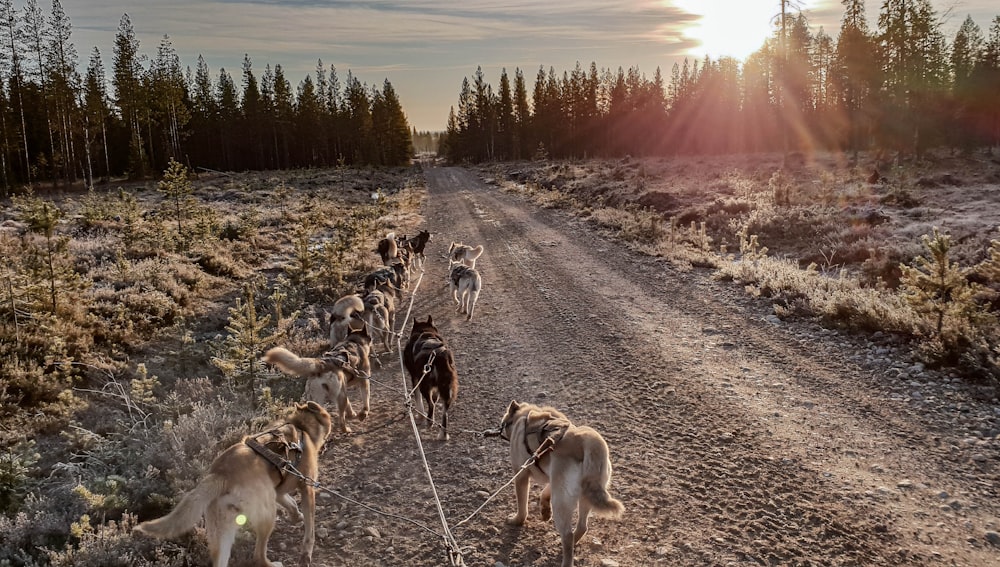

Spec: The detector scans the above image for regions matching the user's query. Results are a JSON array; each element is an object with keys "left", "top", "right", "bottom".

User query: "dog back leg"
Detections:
[
  {"left": 552, "top": 494, "right": 580, "bottom": 567},
  {"left": 550, "top": 476, "right": 582, "bottom": 567},
  {"left": 466, "top": 288, "right": 479, "bottom": 321},
  {"left": 299, "top": 485, "right": 317, "bottom": 567},
  {"left": 204, "top": 503, "right": 239, "bottom": 567},
  {"left": 250, "top": 508, "right": 279, "bottom": 567},
  {"left": 574, "top": 498, "right": 593, "bottom": 544},
  {"left": 438, "top": 404, "right": 450, "bottom": 441},
  {"left": 337, "top": 386, "right": 355, "bottom": 433},
  {"left": 358, "top": 378, "right": 371, "bottom": 421}
]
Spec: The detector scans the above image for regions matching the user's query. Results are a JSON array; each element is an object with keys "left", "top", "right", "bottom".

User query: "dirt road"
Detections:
[{"left": 285, "top": 166, "right": 999, "bottom": 566}]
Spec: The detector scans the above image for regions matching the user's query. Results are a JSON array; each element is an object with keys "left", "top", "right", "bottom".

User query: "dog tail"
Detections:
[
  {"left": 332, "top": 294, "right": 365, "bottom": 320},
  {"left": 468, "top": 245, "right": 484, "bottom": 261},
  {"left": 263, "top": 347, "right": 325, "bottom": 377},
  {"left": 582, "top": 442, "right": 625, "bottom": 519},
  {"left": 134, "top": 474, "right": 225, "bottom": 539}
]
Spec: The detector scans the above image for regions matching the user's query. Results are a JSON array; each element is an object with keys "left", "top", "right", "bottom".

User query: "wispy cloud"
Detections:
[{"left": 66, "top": 1, "right": 1000, "bottom": 131}]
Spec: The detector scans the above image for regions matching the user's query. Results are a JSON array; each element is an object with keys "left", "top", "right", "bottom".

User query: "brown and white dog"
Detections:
[
  {"left": 329, "top": 293, "right": 365, "bottom": 348},
  {"left": 362, "top": 288, "right": 396, "bottom": 353},
  {"left": 448, "top": 241, "right": 484, "bottom": 269},
  {"left": 134, "top": 401, "right": 333, "bottom": 567},
  {"left": 264, "top": 328, "right": 372, "bottom": 433}
]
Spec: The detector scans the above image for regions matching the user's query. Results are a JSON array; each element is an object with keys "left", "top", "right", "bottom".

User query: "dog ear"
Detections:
[
  {"left": 507, "top": 400, "right": 520, "bottom": 413},
  {"left": 425, "top": 315, "right": 433, "bottom": 325}
]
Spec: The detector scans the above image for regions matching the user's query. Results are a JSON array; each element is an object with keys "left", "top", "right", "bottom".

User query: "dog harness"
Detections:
[
  {"left": 521, "top": 419, "right": 569, "bottom": 473},
  {"left": 245, "top": 424, "right": 304, "bottom": 483},
  {"left": 322, "top": 344, "right": 369, "bottom": 383}
]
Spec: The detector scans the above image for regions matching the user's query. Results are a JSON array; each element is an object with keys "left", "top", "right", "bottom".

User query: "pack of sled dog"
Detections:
[{"left": 135, "top": 228, "right": 622, "bottom": 567}]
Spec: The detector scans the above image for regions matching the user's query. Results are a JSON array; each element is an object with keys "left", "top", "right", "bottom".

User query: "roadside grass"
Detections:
[
  {"left": 0, "top": 163, "right": 426, "bottom": 565},
  {"left": 487, "top": 153, "right": 1000, "bottom": 384}
]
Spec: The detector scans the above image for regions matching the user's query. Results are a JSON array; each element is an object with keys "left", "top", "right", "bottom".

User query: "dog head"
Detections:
[
  {"left": 290, "top": 401, "right": 334, "bottom": 445},
  {"left": 499, "top": 400, "right": 522, "bottom": 440},
  {"left": 409, "top": 315, "right": 438, "bottom": 337}
]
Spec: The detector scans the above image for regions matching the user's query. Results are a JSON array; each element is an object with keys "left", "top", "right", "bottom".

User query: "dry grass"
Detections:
[
  {"left": 486, "top": 150, "right": 1000, "bottom": 381},
  {"left": 0, "top": 164, "right": 427, "bottom": 566}
]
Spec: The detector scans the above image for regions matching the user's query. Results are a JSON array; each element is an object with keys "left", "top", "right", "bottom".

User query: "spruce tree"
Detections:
[
  {"left": 113, "top": 14, "right": 148, "bottom": 178},
  {"left": 900, "top": 228, "right": 982, "bottom": 341}
]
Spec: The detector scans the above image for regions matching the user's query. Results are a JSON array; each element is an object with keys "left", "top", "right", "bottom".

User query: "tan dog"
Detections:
[
  {"left": 499, "top": 401, "right": 624, "bottom": 567},
  {"left": 362, "top": 288, "right": 396, "bottom": 353},
  {"left": 448, "top": 241, "right": 484, "bottom": 269},
  {"left": 328, "top": 293, "right": 365, "bottom": 348},
  {"left": 264, "top": 328, "right": 372, "bottom": 432},
  {"left": 134, "top": 401, "right": 333, "bottom": 567}
]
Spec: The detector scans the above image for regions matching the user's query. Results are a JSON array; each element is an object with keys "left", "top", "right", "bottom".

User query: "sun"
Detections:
[{"left": 674, "top": 0, "right": 780, "bottom": 62}]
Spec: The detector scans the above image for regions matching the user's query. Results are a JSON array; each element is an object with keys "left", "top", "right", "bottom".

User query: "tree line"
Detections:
[
  {"left": 440, "top": 0, "right": 1000, "bottom": 162},
  {"left": 0, "top": 1, "right": 413, "bottom": 196}
]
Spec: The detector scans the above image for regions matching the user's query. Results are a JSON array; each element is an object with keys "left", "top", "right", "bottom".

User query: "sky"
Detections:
[{"left": 63, "top": 1, "right": 999, "bottom": 132}]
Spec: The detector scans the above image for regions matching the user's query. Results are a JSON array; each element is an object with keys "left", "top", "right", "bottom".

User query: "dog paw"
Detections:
[
  {"left": 540, "top": 505, "right": 552, "bottom": 521},
  {"left": 357, "top": 409, "right": 369, "bottom": 421},
  {"left": 505, "top": 514, "right": 526, "bottom": 526}
]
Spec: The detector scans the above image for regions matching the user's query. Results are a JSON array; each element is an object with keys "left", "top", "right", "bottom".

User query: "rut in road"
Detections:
[{"left": 286, "top": 166, "right": 997, "bottom": 567}]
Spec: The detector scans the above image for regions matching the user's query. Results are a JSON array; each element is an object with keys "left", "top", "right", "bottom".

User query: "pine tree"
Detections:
[
  {"left": 979, "top": 17, "right": 1000, "bottom": 149},
  {"left": 22, "top": 0, "right": 55, "bottom": 180},
  {"left": 156, "top": 158, "right": 193, "bottom": 243},
  {"left": 900, "top": 228, "right": 982, "bottom": 340},
  {"left": 12, "top": 191, "right": 82, "bottom": 314},
  {"left": 834, "top": 0, "right": 876, "bottom": 156},
  {"left": 342, "top": 72, "right": 372, "bottom": 164},
  {"left": 112, "top": 14, "right": 147, "bottom": 178},
  {"left": 295, "top": 74, "right": 321, "bottom": 165},
  {"left": 83, "top": 47, "right": 111, "bottom": 183},
  {"left": 46, "top": 0, "right": 81, "bottom": 184},
  {"left": 272, "top": 64, "right": 294, "bottom": 168},
  {"left": 211, "top": 276, "right": 282, "bottom": 409},
  {"left": 189, "top": 54, "right": 217, "bottom": 168},
  {"left": 375, "top": 79, "right": 411, "bottom": 166},
  {"left": 0, "top": 0, "right": 32, "bottom": 181},
  {"left": 216, "top": 67, "right": 238, "bottom": 169},
  {"left": 512, "top": 68, "right": 530, "bottom": 160},
  {"left": 951, "top": 15, "right": 985, "bottom": 152},
  {"left": 148, "top": 35, "right": 189, "bottom": 166},
  {"left": 496, "top": 68, "right": 513, "bottom": 161}
]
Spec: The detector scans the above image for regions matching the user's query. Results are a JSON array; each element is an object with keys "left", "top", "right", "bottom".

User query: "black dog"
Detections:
[
  {"left": 404, "top": 230, "right": 432, "bottom": 269},
  {"left": 403, "top": 315, "right": 458, "bottom": 440}
]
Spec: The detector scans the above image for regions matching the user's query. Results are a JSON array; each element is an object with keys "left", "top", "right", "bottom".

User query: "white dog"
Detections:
[{"left": 448, "top": 264, "right": 481, "bottom": 321}]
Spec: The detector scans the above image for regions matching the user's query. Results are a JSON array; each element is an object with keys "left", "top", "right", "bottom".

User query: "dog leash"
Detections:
[{"left": 453, "top": 436, "right": 557, "bottom": 530}]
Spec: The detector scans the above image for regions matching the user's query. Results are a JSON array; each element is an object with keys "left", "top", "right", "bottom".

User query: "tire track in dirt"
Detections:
[
  {"left": 422, "top": 168, "right": 896, "bottom": 566},
  {"left": 281, "top": 166, "right": 997, "bottom": 567}
]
